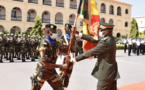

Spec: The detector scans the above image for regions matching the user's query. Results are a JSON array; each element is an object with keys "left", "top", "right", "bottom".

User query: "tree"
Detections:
[
  {"left": 30, "top": 16, "right": 42, "bottom": 38},
  {"left": 2, "top": 30, "right": 9, "bottom": 35},
  {"left": 129, "top": 18, "right": 139, "bottom": 38}
]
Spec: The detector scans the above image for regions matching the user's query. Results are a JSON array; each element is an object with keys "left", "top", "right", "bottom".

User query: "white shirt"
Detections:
[
  {"left": 136, "top": 40, "right": 140, "bottom": 46},
  {"left": 128, "top": 39, "right": 132, "bottom": 45}
]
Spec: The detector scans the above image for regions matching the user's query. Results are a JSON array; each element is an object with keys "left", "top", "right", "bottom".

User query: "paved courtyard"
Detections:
[{"left": 0, "top": 50, "right": 145, "bottom": 90}]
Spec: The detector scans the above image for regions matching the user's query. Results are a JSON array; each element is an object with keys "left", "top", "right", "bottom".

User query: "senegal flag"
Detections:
[{"left": 77, "top": 0, "right": 100, "bottom": 54}]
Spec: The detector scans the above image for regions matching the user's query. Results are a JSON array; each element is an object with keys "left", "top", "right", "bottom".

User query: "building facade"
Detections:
[
  {"left": 0, "top": 0, "right": 132, "bottom": 36},
  {"left": 134, "top": 16, "right": 145, "bottom": 32}
]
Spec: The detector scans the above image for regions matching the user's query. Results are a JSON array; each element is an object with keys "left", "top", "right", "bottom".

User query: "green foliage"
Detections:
[
  {"left": 129, "top": 18, "right": 139, "bottom": 38},
  {"left": 116, "top": 44, "right": 128, "bottom": 50},
  {"left": 15, "top": 31, "right": 19, "bottom": 37},
  {"left": 139, "top": 31, "right": 145, "bottom": 38},
  {"left": 121, "top": 34, "right": 127, "bottom": 39},
  {"left": 2, "top": 30, "right": 9, "bottom": 34},
  {"left": 30, "top": 16, "right": 42, "bottom": 38},
  {"left": 22, "top": 31, "right": 29, "bottom": 37}
]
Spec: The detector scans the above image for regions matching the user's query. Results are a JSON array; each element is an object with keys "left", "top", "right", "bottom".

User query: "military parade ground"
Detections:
[{"left": 0, "top": 50, "right": 145, "bottom": 90}]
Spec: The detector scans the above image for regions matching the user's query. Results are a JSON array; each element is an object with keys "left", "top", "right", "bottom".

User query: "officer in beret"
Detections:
[
  {"left": 31, "top": 24, "right": 76, "bottom": 90},
  {"left": 68, "top": 22, "right": 120, "bottom": 90}
]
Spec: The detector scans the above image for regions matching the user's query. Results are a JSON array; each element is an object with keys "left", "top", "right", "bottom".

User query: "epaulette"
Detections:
[
  {"left": 93, "top": 36, "right": 99, "bottom": 41},
  {"left": 101, "top": 37, "right": 108, "bottom": 41}
]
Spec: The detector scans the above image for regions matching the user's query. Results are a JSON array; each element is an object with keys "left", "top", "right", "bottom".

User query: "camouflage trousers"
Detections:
[
  {"left": 31, "top": 64, "right": 64, "bottom": 90},
  {"left": 0, "top": 50, "right": 4, "bottom": 62},
  {"left": 59, "top": 62, "right": 73, "bottom": 87},
  {"left": 75, "top": 46, "right": 83, "bottom": 56}
]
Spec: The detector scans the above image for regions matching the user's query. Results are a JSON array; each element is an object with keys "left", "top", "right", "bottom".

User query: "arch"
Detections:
[
  {"left": 101, "top": 18, "right": 105, "bottom": 23},
  {"left": 70, "top": 0, "right": 77, "bottom": 9},
  {"left": 42, "top": 11, "right": 50, "bottom": 23},
  {"left": 10, "top": 26, "right": 21, "bottom": 34},
  {"left": 43, "top": 0, "right": 52, "bottom": 6},
  {"left": 69, "top": 14, "right": 76, "bottom": 25},
  {"left": 0, "top": 5, "right": 6, "bottom": 20},
  {"left": 117, "top": 6, "right": 122, "bottom": 16},
  {"left": 109, "top": 19, "right": 114, "bottom": 24},
  {"left": 101, "top": 3, "right": 106, "bottom": 13},
  {"left": 0, "top": 25, "right": 5, "bottom": 32},
  {"left": 27, "top": 9, "right": 37, "bottom": 22},
  {"left": 125, "top": 22, "right": 128, "bottom": 27},
  {"left": 109, "top": 5, "right": 114, "bottom": 15},
  {"left": 55, "top": 12, "right": 63, "bottom": 24},
  {"left": 125, "top": 9, "right": 129, "bottom": 14},
  {"left": 27, "top": 27, "right": 32, "bottom": 34},
  {"left": 56, "top": 0, "right": 64, "bottom": 7},
  {"left": 11, "top": 7, "right": 22, "bottom": 21}
]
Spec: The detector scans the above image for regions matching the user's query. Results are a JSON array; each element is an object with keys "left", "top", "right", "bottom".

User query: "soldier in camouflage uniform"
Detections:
[
  {"left": 4, "top": 34, "right": 10, "bottom": 60},
  {"left": 75, "top": 37, "right": 83, "bottom": 56},
  {"left": 30, "top": 35, "right": 36, "bottom": 61},
  {"left": 26, "top": 35, "right": 31, "bottom": 59},
  {"left": 0, "top": 32, "right": 5, "bottom": 63},
  {"left": 20, "top": 34, "right": 27, "bottom": 62},
  {"left": 16, "top": 35, "right": 22, "bottom": 60},
  {"left": 59, "top": 24, "right": 76, "bottom": 89},
  {"left": 31, "top": 24, "right": 75, "bottom": 90},
  {"left": 8, "top": 33, "right": 15, "bottom": 62}
]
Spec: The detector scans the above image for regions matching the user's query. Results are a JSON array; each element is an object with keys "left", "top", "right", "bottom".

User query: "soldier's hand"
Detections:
[
  {"left": 70, "top": 58, "right": 76, "bottom": 65},
  {"left": 61, "top": 64, "right": 67, "bottom": 69},
  {"left": 72, "top": 27, "right": 79, "bottom": 34},
  {"left": 64, "top": 55, "right": 71, "bottom": 62}
]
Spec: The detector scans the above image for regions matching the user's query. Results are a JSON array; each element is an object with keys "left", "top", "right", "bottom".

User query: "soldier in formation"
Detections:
[
  {"left": 0, "top": 32, "right": 40, "bottom": 63},
  {"left": 123, "top": 37, "right": 145, "bottom": 56}
]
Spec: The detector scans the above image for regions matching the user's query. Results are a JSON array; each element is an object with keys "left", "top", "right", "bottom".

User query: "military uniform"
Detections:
[
  {"left": 0, "top": 32, "right": 4, "bottom": 62},
  {"left": 74, "top": 22, "right": 120, "bottom": 90},
  {"left": 31, "top": 24, "right": 75, "bottom": 90},
  {"left": 75, "top": 38, "right": 83, "bottom": 56},
  {"left": 59, "top": 24, "right": 76, "bottom": 88}
]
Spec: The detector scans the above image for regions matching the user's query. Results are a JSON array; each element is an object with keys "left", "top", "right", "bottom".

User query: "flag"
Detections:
[{"left": 77, "top": 0, "right": 100, "bottom": 54}]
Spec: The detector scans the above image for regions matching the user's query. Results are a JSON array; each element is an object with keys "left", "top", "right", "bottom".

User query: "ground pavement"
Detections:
[{"left": 0, "top": 50, "right": 145, "bottom": 90}]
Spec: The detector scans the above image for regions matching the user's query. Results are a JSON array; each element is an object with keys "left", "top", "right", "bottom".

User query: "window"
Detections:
[
  {"left": 11, "top": 11, "right": 17, "bottom": 17},
  {"left": 125, "top": 22, "right": 128, "bottom": 27}
]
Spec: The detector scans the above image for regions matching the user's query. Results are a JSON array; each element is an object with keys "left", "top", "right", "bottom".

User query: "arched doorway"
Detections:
[
  {"left": 0, "top": 5, "right": 6, "bottom": 20},
  {"left": 42, "top": 11, "right": 50, "bottom": 23},
  {"left": 10, "top": 26, "right": 21, "bottom": 34},
  {"left": 55, "top": 12, "right": 63, "bottom": 24},
  {"left": 69, "top": 14, "right": 76, "bottom": 25},
  {"left": 0, "top": 25, "right": 5, "bottom": 32},
  {"left": 27, "top": 9, "right": 37, "bottom": 22}
]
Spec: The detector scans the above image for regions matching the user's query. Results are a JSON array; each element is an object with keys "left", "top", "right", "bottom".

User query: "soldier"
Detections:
[
  {"left": 123, "top": 38, "right": 127, "bottom": 53},
  {"left": 59, "top": 24, "right": 76, "bottom": 89},
  {"left": 141, "top": 38, "right": 145, "bottom": 54},
  {"left": 16, "top": 35, "right": 22, "bottom": 60},
  {"left": 127, "top": 37, "right": 132, "bottom": 56},
  {"left": 136, "top": 38, "right": 141, "bottom": 56},
  {"left": 132, "top": 38, "right": 136, "bottom": 54},
  {"left": 31, "top": 24, "right": 75, "bottom": 90},
  {"left": 75, "top": 37, "right": 83, "bottom": 56},
  {"left": 8, "top": 33, "right": 15, "bottom": 62},
  {"left": 20, "top": 34, "right": 27, "bottom": 62},
  {"left": 0, "top": 32, "right": 5, "bottom": 63},
  {"left": 68, "top": 22, "right": 120, "bottom": 90},
  {"left": 30, "top": 35, "right": 36, "bottom": 61},
  {"left": 4, "top": 34, "right": 10, "bottom": 60}
]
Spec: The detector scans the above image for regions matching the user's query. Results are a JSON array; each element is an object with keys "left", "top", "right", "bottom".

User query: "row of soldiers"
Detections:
[
  {"left": 123, "top": 38, "right": 145, "bottom": 56},
  {"left": 0, "top": 32, "right": 40, "bottom": 63}
]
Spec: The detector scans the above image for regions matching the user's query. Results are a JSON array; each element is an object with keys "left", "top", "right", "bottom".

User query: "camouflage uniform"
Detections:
[
  {"left": 20, "top": 35, "right": 27, "bottom": 62},
  {"left": 0, "top": 33, "right": 5, "bottom": 62},
  {"left": 31, "top": 24, "right": 75, "bottom": 90},
  {"left": 75, "top": 38, "right": 83, "bottom": 56},
  {"left": 8, "top": 34, "right": 15, "bottom": 62},
  {"left": 59, "top": 24, "right": 77, "bottom": 88},
  {"left": 16, "top": 35, "right": 21, "bottom": 60}
]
